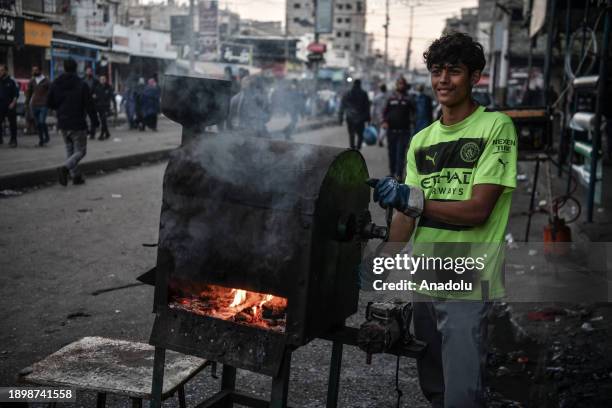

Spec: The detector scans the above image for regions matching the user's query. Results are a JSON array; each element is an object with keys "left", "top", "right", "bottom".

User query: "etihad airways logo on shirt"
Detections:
[{"left": 420, "top": 170, "right": 473, "bottom": 196}]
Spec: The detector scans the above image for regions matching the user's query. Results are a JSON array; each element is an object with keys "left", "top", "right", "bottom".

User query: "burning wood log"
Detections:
[{"left": 262, "top": 301, "right": 286, "bottom": 320}]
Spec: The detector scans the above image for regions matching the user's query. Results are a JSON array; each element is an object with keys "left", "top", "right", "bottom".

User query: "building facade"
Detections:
[{"left": 286, "top": 0, "right": 367, "bottom": 67}]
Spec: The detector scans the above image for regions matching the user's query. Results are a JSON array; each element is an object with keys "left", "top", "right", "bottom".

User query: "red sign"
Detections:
[{"left": 307, "top": 42, "right": 326, "bottom": 54}]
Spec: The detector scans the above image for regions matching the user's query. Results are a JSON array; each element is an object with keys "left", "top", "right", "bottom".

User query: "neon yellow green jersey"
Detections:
[{"left": 405, "top": 105, "right": 518, "bottom": 299}]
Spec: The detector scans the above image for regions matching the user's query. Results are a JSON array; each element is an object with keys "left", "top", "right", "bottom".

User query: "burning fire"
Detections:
[
  {"left": 229, "top": 289, "right": 247, "bottom": 308},
  {"left": 168, "top": 281, "right": 287, "bottom": 332}
]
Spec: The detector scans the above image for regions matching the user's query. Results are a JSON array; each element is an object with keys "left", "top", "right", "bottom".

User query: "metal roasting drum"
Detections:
[{"left": 149, "top": 76, "right": 371, "bottom": 375}]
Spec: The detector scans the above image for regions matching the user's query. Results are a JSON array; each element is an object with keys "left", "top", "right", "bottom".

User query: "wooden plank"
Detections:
[{"left": 19, "top": 337, "right": 207, "bottom": 399}]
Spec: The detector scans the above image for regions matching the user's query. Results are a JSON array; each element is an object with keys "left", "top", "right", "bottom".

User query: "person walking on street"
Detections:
[
  {"left": 0, "top": 64, "right": 19, "bottom": 147},
  {"left": 134, "top": 77, "right": 146, "bottom": 131},
  {"left": 370, "top": 32, "right": 517, "bottom": 408},
  {"left": 47, "top": 58, "right": 98, "bottom": 186},
  {"left": 83, "top": 66, "right": 99, "bottom": 140},
  {"left": 229, "top": 76, "right": 271, "bottom": 137},
  {"left": 26, "top": 66, "right": 51, "bottom": 146},
  {"left": 92, "top": 74, "right": 115, "bottom": 140},
  {"left": 218, "top": 66, "right": 240, "bottom": 131},
  {"left": 382, "top": 76, "right": 414, "bottom": 179},
  {"left": 141, "top": 78, "right": 161, "bottom": 131},
  {"left": 283, "top": 79, "right": 303, "bottom": 140},
  {"left": 414, "top": 83, "right": 433, "bottom": 134},
  {"left": 371, "top": 83, "right": 388, "bottom": 145},
  {"left": 338, "top": 79, "right": 371, "bottom": 150},
  {"left": 123, "top": 78, "right": 137, "bottom": 129}
]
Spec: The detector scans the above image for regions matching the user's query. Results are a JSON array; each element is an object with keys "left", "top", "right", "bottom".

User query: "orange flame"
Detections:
[{"left": 229, "top": 289, "right": 247, "bottom": 308}]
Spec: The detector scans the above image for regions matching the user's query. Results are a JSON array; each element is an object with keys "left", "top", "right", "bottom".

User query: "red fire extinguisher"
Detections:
[{"left": 543, "top": 201, "right": 573, "bottom": 256}]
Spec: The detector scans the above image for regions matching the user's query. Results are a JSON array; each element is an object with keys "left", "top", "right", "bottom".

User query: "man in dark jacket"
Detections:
[
  {"left": 339, "top": 79, "right": 370, "bottom": 150},
  {"left": 141, "top": 78, "right": 160, "bottom": 131},
  {"left": 0, "top": 64, "right": 19, "bottom": 147},
  {"left": 414, "top": 84, "right": 433, "bottom": 134},
  {"left": 382, "top": 76, "right": 415, "bottom": 179},
  {"left": 83, "top": 66, "right": 99, "bottom": 139},
  {"left": 47, "top": 58, "right": 98, "bottom": 186},
  {"left": 26, "top": 65, "right": 51, "bottom": 146},
  {"left": 229, "top": 75, "right": 271, "bottom": 137},
  {"left": 92, "top": 74, "right": 115, "bottom": 140}
]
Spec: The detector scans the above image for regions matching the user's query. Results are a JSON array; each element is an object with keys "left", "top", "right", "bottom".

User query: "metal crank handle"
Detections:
[
  {"left": 365, "top": 178, "right": 392, "bottom": 242},
  {"left": 385, "top": 207, "right": 392, "bottom": 241}
]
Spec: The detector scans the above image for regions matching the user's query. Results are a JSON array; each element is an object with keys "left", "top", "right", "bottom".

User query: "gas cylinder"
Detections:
[{"left": 544, "top": 216, "right": 572, "bottom": 256}]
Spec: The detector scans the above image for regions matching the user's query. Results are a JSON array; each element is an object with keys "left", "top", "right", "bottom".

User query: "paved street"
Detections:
[{"left": 0, "top": 117, "right": 180, "bottom": 178}]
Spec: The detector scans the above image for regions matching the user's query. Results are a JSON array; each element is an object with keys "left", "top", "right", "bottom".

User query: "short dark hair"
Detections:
[
  {"left": 423, "top": 32, "right": 486, "bottom": 73},
  {"left": 380, "top": 84, "right": 387, "bottom": 93},
  {"left": 64, "top": 58, "right": 77, "bottom": 73}
]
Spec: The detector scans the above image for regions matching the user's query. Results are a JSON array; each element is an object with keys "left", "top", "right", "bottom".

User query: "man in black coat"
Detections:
[
  {"left": 382, "top": 76, "right": 415, "bottom": 179},
  {"left": 339, "top": 79, "right": 371, "bottom": 150},
  {"left": 83, "top": 66, "right": 100, "bottom": 139},
  {"left": 47, "top": 58, "right": 98, "bottom": 186},
  {"left": 0, "top": 64, "right": 19, "bottom": 147},
  {"left": 92, "top": 74, "right": 115, "bottom": 140}
]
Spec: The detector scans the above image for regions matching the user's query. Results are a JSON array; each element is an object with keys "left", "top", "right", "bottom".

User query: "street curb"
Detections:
[{"left": 0, "top": 118, "right": 337, "bottom": 190}]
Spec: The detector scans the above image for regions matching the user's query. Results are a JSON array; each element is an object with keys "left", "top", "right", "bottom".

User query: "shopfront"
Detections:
[
  {"left": 112, "top": 25, "right": 177, "bottom": 87},
  {"left": 0, "top": 13, "right": 24, "bottom": 72},
  {"left": 50, "top": 36, "right": 107, "bottom": 80},
  {"left": 12, "top": 19, "right": 52, "bottom": 79}
]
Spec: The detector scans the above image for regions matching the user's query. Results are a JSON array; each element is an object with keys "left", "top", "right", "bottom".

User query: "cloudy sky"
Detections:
[{"left": 151, "top": 0, "right": 478, "bottom": 68}]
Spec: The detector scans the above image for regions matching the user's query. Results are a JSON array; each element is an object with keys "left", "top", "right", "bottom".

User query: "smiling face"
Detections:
[{"left": 430, "top": 63, "right": 480, "bottom": 108}]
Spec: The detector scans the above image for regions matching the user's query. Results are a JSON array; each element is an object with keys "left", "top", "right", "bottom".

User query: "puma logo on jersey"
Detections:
[
  {"left": 425, "top": 152, "right": 437, "bottom": 166},
  {"left": 498, "top": 158, "right": 508, "bottom": 169}
]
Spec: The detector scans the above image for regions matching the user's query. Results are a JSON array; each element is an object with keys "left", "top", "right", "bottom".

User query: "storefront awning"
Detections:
[{"left": 101, "top": 51, "right": 130, "bottom": 64}]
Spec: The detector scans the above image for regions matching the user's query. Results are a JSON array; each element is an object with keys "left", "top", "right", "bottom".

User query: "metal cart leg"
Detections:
[
  {"left": 326, "top": 340, "right": 343, "bottom": 408},
  {"left": 270, "top": 349, "right": 292, "bottom": 408},
  {"left": 178, "top": 385, "right": 187, "bottom": 408},
  {"left": 150, "top": 347, "right": 166, "bottom": 408},
  {"left": 96, "top": 392, "right": 106, "bottom": 408},
  {"left": 221, "top": 365, "right": 236, "bottom": 408}
]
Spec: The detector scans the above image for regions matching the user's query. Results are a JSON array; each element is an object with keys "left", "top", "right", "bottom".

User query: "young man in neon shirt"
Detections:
[{"left": 372, "top": 32, "right": 518, "bottom": 407}]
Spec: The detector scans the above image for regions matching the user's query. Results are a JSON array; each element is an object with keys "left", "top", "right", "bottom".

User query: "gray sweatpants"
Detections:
[
  {"left": 413, "top": 297, "right": 492, "bottom": 408},
  {"left": 61, "top": 129, "right": 87, "bottom": 178}
]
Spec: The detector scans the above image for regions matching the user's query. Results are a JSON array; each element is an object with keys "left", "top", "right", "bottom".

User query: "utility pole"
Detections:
[
  {"left": 405, "top": 4, "right": 414, "bottom": 72},
  {"left": 189, "top": 0, "right": 195, "bottom": 74},
  {"left": 383, "top": 0, "right": 390, "bottom": 80},
  {"left": 284, "top": 0, "right": 289, "bottom": 72},
  {"left": 314, "top": 0, "right": 319, "bottom": 91}
]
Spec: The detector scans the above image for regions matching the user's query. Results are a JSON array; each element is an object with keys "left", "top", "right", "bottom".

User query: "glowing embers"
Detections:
[{"left": 168, "top": 281, "right": 288, "bottom": 332}]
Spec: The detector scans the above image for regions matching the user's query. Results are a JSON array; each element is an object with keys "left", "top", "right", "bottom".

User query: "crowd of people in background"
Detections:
[
  {"left": 0, "top": 60, "right": 438, "bottom": 185},
  {"left": 0, "top": 63, "right": 162, "bottom": 150},
  {"left": 338, "top": 75, "right": 434, "bottom": 180}
]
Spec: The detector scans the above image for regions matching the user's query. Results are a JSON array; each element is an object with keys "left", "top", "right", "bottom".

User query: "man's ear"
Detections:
[{"left": 471, "top": 70, "right": 482, "bottom": 86}]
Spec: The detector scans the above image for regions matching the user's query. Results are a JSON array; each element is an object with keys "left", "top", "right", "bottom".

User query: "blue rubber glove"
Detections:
[{"left": 371, "top": 177, "right": 424, "bottom": 218}]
